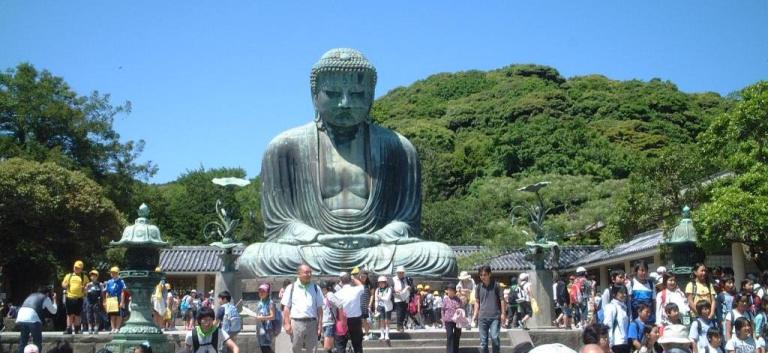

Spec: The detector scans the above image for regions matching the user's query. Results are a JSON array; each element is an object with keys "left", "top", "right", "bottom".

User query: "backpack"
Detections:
[
  {"left": 556, "top": 281, "right": 570, "bottom": 305},
  {"left": 268, "top": 301, "right": 283, "bottom": 337},
  {"left": 408, "top": 294, "right": 420, "bottom": 315},
  {"left": 579, "top": 278, "right": 593, "bottom": 304},
  {"left": 508, "top": 285, "right": 519, "bottom": 304},
  {"left": 180, "top": 295, "right": 190, "bottom": 311},
  {"left": 221, "top": 302, "right": 242, "bottom": 334},
  {"left": 192, "top": 327, "right": 219, "bottom": 353}
]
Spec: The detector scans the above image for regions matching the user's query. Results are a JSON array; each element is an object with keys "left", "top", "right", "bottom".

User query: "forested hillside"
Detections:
[{"left": 371, "top": 64, "right": 732, "bottom": 247}]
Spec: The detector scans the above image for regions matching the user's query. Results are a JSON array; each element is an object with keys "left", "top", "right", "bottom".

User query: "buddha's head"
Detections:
[{"left": 311, "top": 48, "right": 377, "bottom": 128}]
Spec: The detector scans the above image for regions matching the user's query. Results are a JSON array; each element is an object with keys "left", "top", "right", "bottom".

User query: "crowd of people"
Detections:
[
  {"left": 16, "top": 258, "right": 768, "bottom": 353},
  {"left": 570, "top": 261, "right": 768, "bottom": 353}
]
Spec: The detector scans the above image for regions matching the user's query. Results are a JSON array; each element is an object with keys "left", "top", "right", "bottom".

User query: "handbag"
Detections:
[
  {"left": 531, "top": 298, "right": 540, "bottom": 314},
  {"left": 106, "top": 296, "right": 120, "bottom": 313},
  {"left": 335, "top": 308, "right": 349, "bottom": 336}
]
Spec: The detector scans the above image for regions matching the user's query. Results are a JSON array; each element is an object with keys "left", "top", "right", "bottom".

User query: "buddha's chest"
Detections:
[{"left": 317, "top": 133, "right": 370, "bottom": 212}]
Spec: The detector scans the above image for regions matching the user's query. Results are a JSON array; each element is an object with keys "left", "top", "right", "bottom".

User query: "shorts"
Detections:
[
  {"left": 376, "top": 306, "right": 392, "bottom": 321},
  {"left": 518, "top": 301, "right": 532, "bottom": 317},
  {"left": 559, "top": 305, "right": 572, "bottom": 317},
  {"left": 65, "top": 297, "right": 84, "bottom": 315},
  {"left": 323, "top": 324, "right": 335, "bottom": 338}
]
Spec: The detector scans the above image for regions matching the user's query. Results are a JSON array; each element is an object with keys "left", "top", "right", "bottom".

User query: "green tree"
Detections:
[
  {"left": 0, "top": 63, "right": 157, "bottom": 213},
  {"left": 696, "top": 82, "right": 768, "bottom": 269},
  {"left": 0, "top": 158, "right": 123, "bottom": 301},
  {"left": 156, "top": 167, "right": 262, "bottom": 245}
]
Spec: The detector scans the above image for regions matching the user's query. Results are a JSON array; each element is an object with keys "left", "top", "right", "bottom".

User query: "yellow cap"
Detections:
[
  {"left": 433, "top": 291, "right": 439, "bottom": 295},
  {"left": 89, "top": 270, "right": 99, "bottom": 276},
  {"left": 416, "top": 284, "right": 423, "bottom": 289},
  {"left": 425, "top": 285, "right": 431, "bottom": 290},
  {"left": 74, "top": 260, "right": 84, "bottom": 269},
  {"left": 110, "top": 266, "right": 120, "bottom": 273},
  {"left": 499, "top": 282, "right": 507, "bottom": 288},
  {"left": 165, "top": 283, "right": 172, "bottom": 289},
  {"left": 351, "top": 266, "right": 360, "bottom": 275},
  {"left": 155, "top": 266, "right": 162, "bottom": 272}
]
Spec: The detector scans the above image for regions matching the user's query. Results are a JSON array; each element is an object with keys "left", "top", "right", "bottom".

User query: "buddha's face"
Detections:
[{"left": 313, "top": 71, "right": 374, "bottom": 128}]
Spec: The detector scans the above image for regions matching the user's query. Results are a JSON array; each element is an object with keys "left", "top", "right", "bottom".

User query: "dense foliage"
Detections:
[
  {"left": 372, "top": 65, "right": 732, "bottom": 246},
  {"left": 696, "top": 82, "right": 768, "bottom": 268},
  {"left": 0, "top": 158, "right": 123, "bottom": 299},
  {"left": 0, "top": 63, "right": 157, "bottom": 213}
]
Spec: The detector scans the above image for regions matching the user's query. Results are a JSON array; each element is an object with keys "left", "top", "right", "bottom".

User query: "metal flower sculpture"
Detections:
[
  {"left": 204, "top": 199, "right": 241, "bottom": 248},
  {"left": 511, "top": 181, "right": 560, "bottom": 268}
]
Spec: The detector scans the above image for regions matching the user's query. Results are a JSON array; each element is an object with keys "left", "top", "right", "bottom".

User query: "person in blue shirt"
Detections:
[
  {"left": 105, "top": 267, "right": 126, "bottom": 333},
  {"left": 628, "top": 303, "right": 651, "bottom": 351}
]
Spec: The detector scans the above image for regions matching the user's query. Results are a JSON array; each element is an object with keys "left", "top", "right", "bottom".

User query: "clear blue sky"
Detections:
[{"left": 2, "top": 1, "right": 766, "bottom": 183}]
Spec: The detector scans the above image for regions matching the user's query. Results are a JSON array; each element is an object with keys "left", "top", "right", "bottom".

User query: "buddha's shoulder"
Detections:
[
  {"left": 266, "top": 123, "right": 316, "bottom": 149},
  {"left": 370, "top": 123, "right": 416, "bottom": 152}
]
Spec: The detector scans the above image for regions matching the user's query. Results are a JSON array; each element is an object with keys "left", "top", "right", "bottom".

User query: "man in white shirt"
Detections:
[
  {"left": 392, "top": 266, "right": 411, "bottom": 332},
  {"left": 281, "top": 264, "right": 324, "bottom": 353},
  {"left": 328, "top": 273, "right": 365, "bottom": 353},
  {"left": 16, "top": 287, "right": 58, "bottom": 353}
]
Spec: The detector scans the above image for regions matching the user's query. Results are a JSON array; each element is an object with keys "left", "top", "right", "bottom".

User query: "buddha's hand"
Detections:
[
  {"left": 276, "top": 237, "right": 303, "bottom": 245},
  {"left": 317, "top": 233, "right": 381, "bottom": 249},
  {"left": 395, "top": 237, "right": 421, "bottom": 244}
]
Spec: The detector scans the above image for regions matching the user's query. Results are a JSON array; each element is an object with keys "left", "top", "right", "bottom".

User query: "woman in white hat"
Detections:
[
  {"left": 456, "top": 271, "right": 475, "bottom": 321},
  {"left": 374, "top": 275, "right": 393, "bottom": 340}
]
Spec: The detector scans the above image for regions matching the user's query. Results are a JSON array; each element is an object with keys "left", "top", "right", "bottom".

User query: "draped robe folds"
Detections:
[{"left": 239, "top": 122, "right": 457, "bottom": 277}]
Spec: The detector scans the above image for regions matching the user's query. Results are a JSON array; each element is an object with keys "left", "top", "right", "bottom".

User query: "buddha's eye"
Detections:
[
  {"left": 351, "top": 91, "right": 365, "bottom": 100},
  {"left": 324, "top": 90, "right": 341, "bottom": 99}
]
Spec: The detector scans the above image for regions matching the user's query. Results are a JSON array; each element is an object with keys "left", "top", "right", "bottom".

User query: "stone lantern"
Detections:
[
  {"left": 666, "top": 206, "right": 706, "bottom": 277},
  {"left": 105, "top": 204, "right": 173, "bottom": 353}
]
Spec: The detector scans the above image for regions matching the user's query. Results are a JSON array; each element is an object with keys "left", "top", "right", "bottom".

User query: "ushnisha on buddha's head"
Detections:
[{"left": 311, "top": 48, "right": 377, "bottom": 129}]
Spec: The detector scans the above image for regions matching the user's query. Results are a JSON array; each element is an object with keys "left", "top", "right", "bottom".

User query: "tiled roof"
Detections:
[
  {"left": 451, "top": 245, "right": 486, "bottom": 257},
  {"left": 159, "top": 245, "right": 245, "bottom": 273},
  {"left": 483, "top": 245, "right": 601, "bottom": 271},
  {"left": 569, "top": 229, "right": 664, "bottom": 267}
]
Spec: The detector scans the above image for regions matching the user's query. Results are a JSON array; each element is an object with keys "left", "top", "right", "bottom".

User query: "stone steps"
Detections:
[{"left": 1, "top": 328, "right": 581, "bottom": 353}]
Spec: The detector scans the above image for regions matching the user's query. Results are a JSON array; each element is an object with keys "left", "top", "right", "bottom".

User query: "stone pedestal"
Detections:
[
  {"left": 213, "top": 249, "right": 241, "bottom": 312},
  {"left": 105, "top": 270, "right": 173, "bottom": 353},
  {"left": 526, "top": 269, "right": 554, "bottom": 329}
]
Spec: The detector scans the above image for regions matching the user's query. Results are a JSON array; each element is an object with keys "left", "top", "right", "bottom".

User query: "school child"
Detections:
[
  {"left": 603, "top": 285, "right": 630, "bottom": 353},
  {"left": 216, "top": 290, "right": 241, "bottom": 352},
  {"left": 724, "top": 317, "right": 756, "bottom": 353},
  {"left": 665, "top": 303, "right": 683, "bottom": 325},
  {"left": 686, "top": 264, "right": 717, "bottom": 325},
  {"left": 741, "top": 279, "right": 761, "bottom": 317},
  {"left": 185, "top": 307, "right": 239, "bottom": 353},
  {"left": 636, "top": 324, "right": 661, "bottom": 353},
  {"left": 627, "top": 303, "right": 652, "bottom": 352},
  {"left": 690, "top": 300, "right": 716, "bottom": 353},
  {"left": 321, "top": 281, "right": 337, "bottom": 353},
  {"left": 254, "top": 284, "right": 276, "bottom": 353},
  {"left": 705, "top": 327, "right": 724, "bottom": 353},
  {"left": 433, "top": 291, "right": 443, "bottom": 328},
  {"left": 84, "top": 270, "right": 103, "bottom": 335},
  {"left": 725, "top": 294, "right": 754, "bottom": 342},
  {"left": 629, "top": 261, "right": 656, "bottom": 324},
  {"left": 717, "top": 276, "right": 736, "bottom": 335},
  {"left": 374, "top": 276, "right": 392, "bottom": 341},
  {"left": 754, "top": 295, "right": 768, "bottom": 343},
  {"left": 657, "top": 274, "right": 691, "bottom": 325}
]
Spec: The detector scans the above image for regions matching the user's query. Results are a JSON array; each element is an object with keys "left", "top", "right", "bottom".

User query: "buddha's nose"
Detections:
[{"left": 339, "top": 91, "right": 351, "bottom": 108}]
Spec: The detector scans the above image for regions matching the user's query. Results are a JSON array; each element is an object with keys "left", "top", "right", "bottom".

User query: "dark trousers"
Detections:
[
  {"left": 18, "top": 321, "right": 42, "bottom": 353},
  {"left": 445, "top": 321, "right": 462, "bottom": 353},
  {"left": 394, "top": 302, "right": 408, "bottom": 328},
  {"left": 335, "top": 317, "right": 364, "bottom": 353},
  {"left": 611, "top": 344, "right": 631, "bottom": 353}
]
